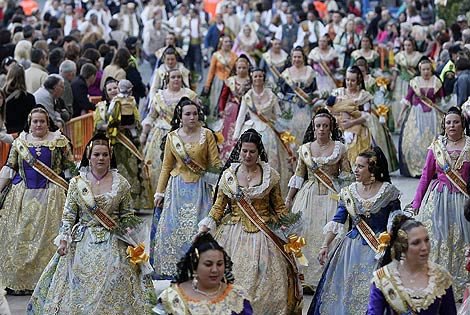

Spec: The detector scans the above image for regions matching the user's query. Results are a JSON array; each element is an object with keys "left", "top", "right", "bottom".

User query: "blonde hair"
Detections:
[{"left": 14, "top": 40, "right": 32, "bottom": 61}]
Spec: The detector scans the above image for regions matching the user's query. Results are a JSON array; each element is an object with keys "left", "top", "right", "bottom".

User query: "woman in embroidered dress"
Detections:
[
  {"left": 259, "top": 38, "right": 288, "bottom": 92},
  {"left": 350, "top": 35, "right": 380, "bottom": 72},
  {"left": 356, "top": 59, "right": 400, "bottom": 172},
  {"left": 308, "top": 147, "right": 402, "bottom": 315},
  {"left": 152, "top": 98, "right": 222, "bottom": 279},
  {"left": 154, "top": 233, "right": 253, "bottom": 314},
  {"left": 232, "top": 68, "right": 292, "bottom": 197},
  {"left": 390, "top": 37, "right": 422, "bottom": 130},
  {"left": 308, "top": 34, "right": 340, "bottom": 95},
  {"left": 333, "top": 19, "right": 360, "bottom": 69},
  {"left": 27, "top": 133, "right": 152, "bottom": 314},
  {"left": 280, "top": 46, "right": 317, "bottom": 144},
  {"left": 203, "top": 36, "right": 238, "bottom": 119},
  {"left": 399, "top": 57, "right": 444, "bottom": 178},
  {"left": 199, "top": 129, "right": 302, "bottom": 315},
  {"left": 218, "top": 55, "right": 252, "bottom": 162},
  {"left": 141, "top": 69, "right": 198, "bottom": 190},
  {"left": 411, "top": 107, "right": 470, "bottom": 298},
  {"left": 367, "top": 215, "right": 456, "bottom": 315},
  {"left": 232, "top": 24, "right": 259, "bottom": 66},
  {"left": 94, "top": 78, "right": 153, "bottom": 211},
  {"left": 328, "top": 67, "right": 372, "bottom": 164},
  {"left": 285, "top": 109, "right": 352, "bottom": 292},
  {"left": 0, "top": 107, "right": 75, "bottom": 294}
]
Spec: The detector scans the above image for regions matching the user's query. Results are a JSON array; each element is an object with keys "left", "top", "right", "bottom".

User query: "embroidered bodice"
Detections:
[
  {"left": 225, "top": 76, "right": 251, "bottom": 98},
  {"left": 394, "top": 51, "right": 422, "bottom": 80},
  {"left": 281, "top": 66, "right": 316, "bottom": 93},
  {"left": 405, "top": 76, "right": 443, "bottom": 112}
]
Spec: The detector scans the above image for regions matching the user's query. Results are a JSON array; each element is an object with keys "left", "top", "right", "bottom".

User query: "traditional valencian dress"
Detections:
[
  {"left": 218, "top": 77, "right": 252, "bottom": 161},
  {"left": 149, "top": 62, "right": 191, "bottom": 96},
  {"left": 200, "top": 162, "right": 302, "bottom": 315},
  {"left": 0, "top": 130, "right": 74, "bottom": 291},
  {"left": 367, "top": 260, "right": 456, "bottom": 315},
  {"left": 309, "top": 182, "right": 401, "bottom": 315},
  {"left": 259, "top": 49, "right": 288, "bottom": 92},
  {"left": 27, "top": 171, "right": 152, "bottom": 314},
  {"left": 350, "top": 48, "right": 380, "bottom": 70},
  {"left": 154, "top": 283, "right": 253, "bottom": 314},
  {"left": 152, "top": 127, "right": 222, "bottom": 278},
  {"left": 413, "top": 136, "right": 470, "bottom": 297},
  {"left": 280, "top": 66, "right": 317, "bottom": 144},
  {"left": 142, "top": 88, "right": 197, "bottom": 189},
  {"left": 288, "top": 141, "right": 352, "bottom": 287},
  {"left": 308, "top": 47, "right": 339, "bottom": 94},
  {"left": 390, "top": 50, "right": 422, "bottom": 129},
  {"left": 94, "top": 94, "right": 153, "bottom": 211},
  {"left": 233, "top": 87, "right": 292, "bottom": 196},
  {"left": 399, "top": 75, "right": 444, "bottom": 177}
]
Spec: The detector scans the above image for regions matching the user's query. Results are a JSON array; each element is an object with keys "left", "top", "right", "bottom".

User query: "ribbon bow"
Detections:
[
  {"left": 126, "top": 243, "right": 149, "bottom": 265},
  {"left": 376, "top": 77, "right": 389, "bottom": 90},
  {"left": 280, "top": 131, "right": 296, "bottom": 145},
  {"left": 284, "top": 234, "right": 309, "bottom": 266},
  {"left": 377, "top": 232, "right": 391, "bottom": 253},
  {"left": 376, "top": 105, "right": 390, "bottom": 124}
]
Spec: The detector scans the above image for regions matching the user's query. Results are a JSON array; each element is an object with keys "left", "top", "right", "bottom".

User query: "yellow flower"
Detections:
[
  {"left": 126, "top": 243, "right": 149, "bottom": 265},
  {"left": 376, "top": 105, "right": 389, "bottom": 118},
  {"left": 280, "top": 131, "right": 296, "bottom": 145},
  {"left": 284, "top": 234, "right": 308, "bottom": 266},
  {"left": 377, "top": 232, "right": 391, "bottom": 252},
  {"left": 376, "top": 77, "right": 390, "bottom": 89}
]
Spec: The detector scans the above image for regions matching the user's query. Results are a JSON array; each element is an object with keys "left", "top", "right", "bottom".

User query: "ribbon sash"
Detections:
[
  {"left": 374, "top": 267, "right": 417, "bottom": 314},
  {"left": 342, "top": 187, "right": 381, "bottom": 253},
  {"left": 283, "top": 72, "right": 312, "bottom": 104},
  {"left": 214, "top": 52, "right": 233, "bottom": 73},
  {"left": 433, "top": 140, "right": 470, "bottom": 198},
  {"left": 223, "top": 170, "right": 302, "bottom": 300},
  {"left": 169, "top": 132, "right": 205, "bottom": 175},
  {"left": 318, "top": 60, "right": 341, "bottom": 88},
  {"left": 410, "top": 80, "right": 444, "bottom": 115},
  {"left": 300, "top": 145, "right": 338, "bottom": 196},
  {"left": 75, "top": 176, "right": 118, "bottom": 230},
  {"left": 16, "top": 139, "right": 68, "bottom": 191}
]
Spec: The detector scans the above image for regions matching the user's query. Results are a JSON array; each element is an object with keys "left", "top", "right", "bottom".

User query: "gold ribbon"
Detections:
[
  {"left": 377, "top": 232, "right": 391, "bottom": 253},
  {"left": 376, "top": 77, "right": 389, "bottom": 90},
  {"left": 284, "top": 234, "right": 309, "bottom": 266},
  {"left": 280, "top": 131, "right": 296, "bottom": 145},
  {"left": 126, "top": 243, "right": 150, "bottom": 265}
]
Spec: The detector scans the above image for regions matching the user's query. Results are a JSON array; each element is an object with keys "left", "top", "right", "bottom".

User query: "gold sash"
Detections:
[
  {"left": 318, "top": 60, "right": 341, "bottom": 88},
  {"left": 300, "top": 144, "right": 339, "bottom": 200},
  {"left": 342, "top": 187, "right": 381, "bottom": 253},
  {"left": 223, "top": 170, "right": 303, "bottom": 307},
  {"left": 16, "top": 139, "right": 68, "bottom": 191},
  {"left": 410, "top": 79, "right": 444, "bottom": 115},
  {"left": 373, "top": 266, "right": 416, "bottom": 313},
  {"left": 214, "top": 51, "right": 233, "bottom": 73},
  {"left": 169, "top": 132, "right": 205, "bottom": 175},
  {"left": 283, "top": 72, "right": 312, "bottom": 104},
  {"left": 75, "top": 176, "right": 118, "bottom": 230},
  {"left": 432, "top": 139, "right": 469, "bottom": 198}
]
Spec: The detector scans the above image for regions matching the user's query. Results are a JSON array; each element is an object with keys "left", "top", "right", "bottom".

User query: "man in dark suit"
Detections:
[{"left": 71, "top": 63, "right": 97, "bottom": 117}]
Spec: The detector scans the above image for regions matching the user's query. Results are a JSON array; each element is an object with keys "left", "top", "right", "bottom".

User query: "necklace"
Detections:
[
  {"left": 317, "top": 140, "right": 330, "bottom": 149},
  {"left": 192, "top": 282, "right": 222, "bottom": 298},
  {"left": 399, "top": 264, "right": 428, "bottom": 284},
  {"left": 447, "top": 136, "right": 464, "bottom": 145},
  {"left": 242, "top": 166, "right": 258, "bottom": 183},
  {"left": 90, "top": 169, "right": 109, "bottom": 185}
]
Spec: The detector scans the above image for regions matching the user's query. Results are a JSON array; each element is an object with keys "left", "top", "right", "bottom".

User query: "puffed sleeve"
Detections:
[
  {"left": 288, "top": 152, "right": 306, "bottom": 189},
  {"left": 54, "top": 177, "right": 80, "bottom": 246},
  {"left": 0, "top": 141, "right": 18, "bottom": 179},
  {"left": 366, "top": 283, "right": 387, "bottom": 315},
  {"left": 206, "top": 129, "right": 222, "bottom": 168},
  {"left": 156, "top": 136, "right": 176, "bottom": 194},
  {"left": 269, "top": 182, "right": 288, "bottom": 218},
  {"left": 323, "top": 201, "right": 347, "bottom": 234},
  {"left": 412, "top": 149, "right": 436, "bottom": 209},
  {"left": 208, "top": 187, "right": 230, "bottom": 223}
]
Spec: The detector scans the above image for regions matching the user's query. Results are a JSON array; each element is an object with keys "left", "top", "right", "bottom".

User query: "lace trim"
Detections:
[
  {"left": 385, "top": 260, "right": 453, "bottom": 312},
  {"left": 349, "top": 181, "right": 387, "bottom": 205},
  {"left": 436, "top": 135, "right": 470, "bottom": 170},
  {"left": 78, "top": 169, "right": 120, "bottom": 198},
  {"left": 199, "top": 216, "right": 217, "bottom": 233},
  {"left": 288, "top": 175, "right": 304, "bottom": 189},
  {"left": 19, "top": 130, "right": 69, "bottom": 148},
  {"left": 310, "top": 141, "right": 342, "bottom": 165},
  {"left": 323, "top": 221, "right": 344, "bottom": 235},
  {"left": 346, "top": 182, "right": 401, "bottom": 215}
]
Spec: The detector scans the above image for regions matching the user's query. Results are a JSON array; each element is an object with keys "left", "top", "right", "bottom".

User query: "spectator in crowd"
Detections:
[
  {"left": 0, "top": 29, "right": 15, "bottom": 62},
  {"left": 13, "top": 39, "right": 32, "bottom": 69},
  {"left": 25, "top": 47, "right": 48, "bottom": 94},
  {"left": 46, "top": 47, "right": 64, "bottom": 74},
  {"left": 142, "top": 18, "right": 167, "bottom": 70},
  {"left": 0, "top": 57, "right": 16, "bottom": 89},
  {"left": 59, "top": 59, "right": 76, "bottom": 120},
  {"left": 78, "top": 48, "right": 103, "bottom": 97},
  {"left": 107, "top": 18, "right": 126, "bottom": 48},
  {"left": 71, "top": 63, "right": 97, "bottom": 117},
  {"left": 455, "top": 55, "right": 470, "bottom": 108},
  {"left": 33, "top": 74, "right": 67, "bottom": 127},
  {"left": 276, "top": 12, "right": 298, "bottom": 53},
  {"left": 101, "top": 47, "right": 128, "bottom": 90}
]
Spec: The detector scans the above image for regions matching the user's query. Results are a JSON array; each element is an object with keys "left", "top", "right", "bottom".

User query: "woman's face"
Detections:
[
  {"left": 196, "top": 249, "right": 225, "bottom": 289},
  {"left": 169, "top": 71, "right": 183, "bottom": 90},
  {"left": 292, "top": 51, "right": 304, "bottom": 67},
  {"left": 180, "top": 104, "right": 199, "bottom": 129},
  {"left": 222, "top": 37, "right": 232, "bottom": 51},
  {"left": 236, "top": 60, "right": 249, "bottom": 77},
  {"left": 361, "top": 37, "right": 371, "bottom": 50},
  {"left": 251, "top": 70, "right": 264, "bottom": 87},
  {"left": 404, "top": 40, "right": 414, "bottom": 54},
  {"left": 346, "top": 71, "right": 359, "bottom": 91},
  {"left": 314, "top": 116, "right": 331, "bottom": 140},
  {"left": 419, "top": 62, "right": 432, "bottom": 80},
  {"left": 89, "top": 144, "right": 111, "bottom": 173},
  {"left": 52, "top": 80, "right": 65, "bottom": 98},
  {"left": 240, "top": 142, "right": 259, "bottom": 167},
  {"left": 30, "top": 112, "right": 49, "bottom": 138},
  {"left": 106, "top": 81, "right": 119, "bottom": 100},
  {"left": 272, "top": 39, "right": 281, "bottom": 52},
  {"left": 346, "top": 20, "right": 354, "bottom": 32},
  {"left": 319, "top": 36, "right": 329, "bottom": 49},
  {"left": 243, "top": 25, "right": 251, "bottom": 36},
  {"left": 353, "top": 156, "right": 372, "bottom": 183},
  {"left": 403, "top": 226, "right": 430, "bottom": 265},
  {"left": 164, "top": 54, "right": 177, "bottom": 69},
  {"left": 445, "top": 113, "right": 463, "bottom": 139}
]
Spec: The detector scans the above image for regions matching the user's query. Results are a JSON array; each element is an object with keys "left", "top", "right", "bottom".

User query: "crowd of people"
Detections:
[{"left": 1, "top": 0, "right": 470, "bottom": 313}]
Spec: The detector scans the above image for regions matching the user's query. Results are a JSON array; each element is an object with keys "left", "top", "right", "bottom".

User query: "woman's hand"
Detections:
[
  {"left": 154, "top": 196, "right": 163, "bottom": 208},
  {"left": 285, "top": 197, "right": 293, "bottom": 210},
  {"left": 318, "top": 246, "right": 329, "bottom": 265},
  {"left": 199, "top": 225, "right": 209, "bottom": 233},
  {"left": 57, "top": 240, "right": 68, "bottom": 256}
]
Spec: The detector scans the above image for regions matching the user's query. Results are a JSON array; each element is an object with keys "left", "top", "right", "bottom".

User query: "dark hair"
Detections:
[
  {"left": 79, "top": 132, "right": 117, "bottom": 169},
  {"left": 358, "top": 146, "right": 391, "bottom": 183},
  {"left": 456, "top": 55, "right": 470, "bottom": 71},
  {"left": 440, "top": 106, "right": 470, "bottom": 136},
  {"left": 354, "top": 56, "right": 369, "bottom": 74},
  {"left": 290, "top": 46, "right": 307, "bottom": 66},
  {"left": 112, "top": 48, "right": 131, "bottom": 69},
  {"left": 0, "top": 57, "right": 16, "bottom": 75},
  {"left": 175, "top": 232, "right": 234, "bottom": 284},
  {"left": 380, "top": 215, "right": 425, "bottom": 267},
  {"left": 82, "top": 48, "right": 101, "bottom": 64},
  {"left": 102, "top": 76, "right": 118, "bottom": 101},
  {"left": 80, "top": 63, "right": 97, "bottom": 79},
  {"left": 359, "top": 35, "right": 374, "bottom": 50},
  {"left": 417, "top": 56, "right": 433, "bottom": 77},
  {"left": 49, "top": 47, "right": 65, "bottom": 67},
  {"left": 31, "top": 48, "right": 45, "bottom": 64},
  {"left": 249, "top": 67, "right": 266, "bottom": 82},
  {"left": 345, "top": 66, "right": 366, "bottom": 90},
  {"left": 403, "top": 36, "right": 417, "bottom": 51},
  {"left": 303, "top": 108, "right": 343, "bottom": 144}
]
